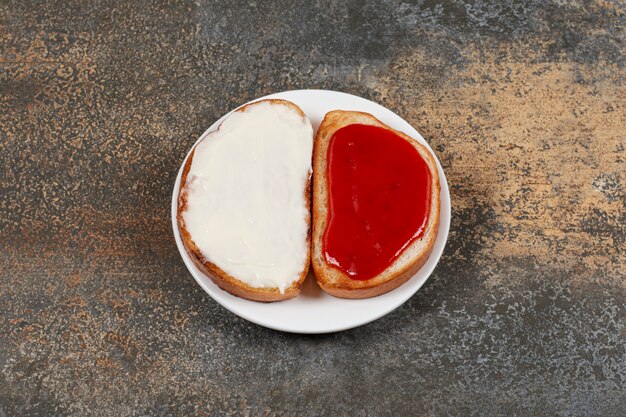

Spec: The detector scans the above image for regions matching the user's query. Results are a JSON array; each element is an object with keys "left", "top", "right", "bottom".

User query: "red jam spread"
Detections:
[{"left": 323, "top": 124, "right": 432, "bottom": 281}]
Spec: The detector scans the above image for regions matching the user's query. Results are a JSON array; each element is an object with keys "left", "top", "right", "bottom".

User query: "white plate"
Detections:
[{"left": 171, "top": 90, "right": 451, "bottom": 334}]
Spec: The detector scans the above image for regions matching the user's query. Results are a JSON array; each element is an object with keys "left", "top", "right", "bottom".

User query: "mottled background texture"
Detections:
[{"left": 1, "top": 0, "right": 624, "bottom": 416}]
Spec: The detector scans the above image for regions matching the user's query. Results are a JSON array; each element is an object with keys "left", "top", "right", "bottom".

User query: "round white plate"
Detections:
[{"left": 171, "top": 90, "right": 451, "bottom": 334}]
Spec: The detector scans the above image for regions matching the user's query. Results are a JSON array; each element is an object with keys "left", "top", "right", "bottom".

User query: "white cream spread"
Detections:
[{"left": 182, "top": 101, "right": 313, "bottom": 293}]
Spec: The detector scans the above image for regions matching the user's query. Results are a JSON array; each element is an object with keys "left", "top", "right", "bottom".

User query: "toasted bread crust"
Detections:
[
  {"left": 311, "top": 110, "right": 441, "bottom": 299},
  {"left": 177, "top": 99, "right": 312, "bottom": 302}
]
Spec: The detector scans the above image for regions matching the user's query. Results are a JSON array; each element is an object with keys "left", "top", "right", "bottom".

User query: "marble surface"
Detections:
[{"left": 0, "top": 0, "right": 624, "bottom": 415}]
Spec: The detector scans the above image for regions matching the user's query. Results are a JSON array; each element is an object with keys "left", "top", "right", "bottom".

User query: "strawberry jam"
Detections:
[{"left": 323, "top": 124, "right": 432, "bottom": 281}]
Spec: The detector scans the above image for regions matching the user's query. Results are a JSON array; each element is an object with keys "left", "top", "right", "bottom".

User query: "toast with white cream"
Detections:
[{"left": 177, "top": 99, "right": 313, "bottom": 302}]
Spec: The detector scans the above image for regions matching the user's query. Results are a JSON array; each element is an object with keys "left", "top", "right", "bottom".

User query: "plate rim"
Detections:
[{"left": 171, "top": 89, "right": 451, "bottom": 334}]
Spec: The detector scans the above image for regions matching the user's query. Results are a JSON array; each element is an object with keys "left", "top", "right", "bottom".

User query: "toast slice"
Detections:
[
  {"left": 312, "top": 110, "right": 440, "bottom": 299},
  {"left": 177, "top": 99, "right": 313, "bottom": 302}
]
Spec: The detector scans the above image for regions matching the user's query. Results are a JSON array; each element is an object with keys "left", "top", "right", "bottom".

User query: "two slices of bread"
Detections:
[{"left": 177, "top": 100, "right": 440, "bottom": 301}]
